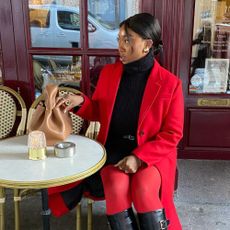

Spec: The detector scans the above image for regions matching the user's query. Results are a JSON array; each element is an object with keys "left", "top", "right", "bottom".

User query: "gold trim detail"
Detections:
[
  {"left": 0, "top": 135, "right": 107, "bottom": 189},
  {"left": 197, "top": 98, "right": 230, "bottom": 107}
]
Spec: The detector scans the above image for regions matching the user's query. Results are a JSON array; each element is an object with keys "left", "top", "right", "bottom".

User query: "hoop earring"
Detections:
[{"left": 143, "top": 47, "right": 149, "bottom": 53}]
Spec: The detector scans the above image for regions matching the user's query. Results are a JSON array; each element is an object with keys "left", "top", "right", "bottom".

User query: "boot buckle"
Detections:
[{"left": 159, "top": 219, "right": 169, "bottom": 230}]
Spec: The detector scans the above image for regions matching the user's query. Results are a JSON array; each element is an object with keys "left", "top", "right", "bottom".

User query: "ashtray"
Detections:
[{"left": 54, "top": 142, "right": 76, "bottom": 158}]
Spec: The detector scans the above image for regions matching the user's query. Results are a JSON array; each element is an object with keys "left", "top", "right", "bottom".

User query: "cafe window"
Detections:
[
  {"left": 57, "top": 11, "right": 80, "bottom": 31},
  {"left": 190, "top": 0, "right": 230, "bottom": 94},
  {"left": 29, "top": 8, "right": 50, "bottom": 28},
  {"left": 29, "top": 1, "right": 81, "bottom": 48},
  {"left": 89, "top": 56, "right": 117, "bottom": 93},
  {"left": 32, "top": 55, "right": 81, "bottom": 97},
  {"left": 28, "top": 0, "right": 139, "bottom": 97},
  {"left": 87, "top": 0, "right": 139, "bottom": 48}
]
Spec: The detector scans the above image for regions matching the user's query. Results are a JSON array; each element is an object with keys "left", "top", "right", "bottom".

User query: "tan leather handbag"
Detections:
[{"left": 28, "top": 84, "right": 72, "bottom": 146}]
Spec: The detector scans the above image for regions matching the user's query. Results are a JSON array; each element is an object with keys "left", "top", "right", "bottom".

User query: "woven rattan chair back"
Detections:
[
  {"left": 0, "top": 85, "right": 27, "bottom": 139},
  {"left": 85, "top": 121, "right": 100, "bottom": 139},
  {"left": 26, "top": 86, "right": 84, "bottom": 134}
]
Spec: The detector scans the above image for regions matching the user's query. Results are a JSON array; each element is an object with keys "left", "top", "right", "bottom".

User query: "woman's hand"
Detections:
[
  {"left": 114, "top": 155, "right": 142, "bottom": 173},
  {"left": 56, "top": 94, "right": 84, "bottom": 113}
]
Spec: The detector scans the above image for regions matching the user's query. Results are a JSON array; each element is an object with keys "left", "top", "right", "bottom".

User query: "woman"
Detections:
[{"left": 51, "top": 13, "right": 184, "bottom": 230}]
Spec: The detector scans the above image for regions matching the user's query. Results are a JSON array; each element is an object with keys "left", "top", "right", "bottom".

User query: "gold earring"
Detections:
[{"left": 143, "top": 47, "right": 149, "bottom": 53}]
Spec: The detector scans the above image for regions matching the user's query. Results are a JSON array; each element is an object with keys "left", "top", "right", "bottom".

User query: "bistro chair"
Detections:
[
  {"left": 0, "top": 85, "right": 27, "bottom": 229},
  {"left": 0, "top": 85, "right": 27, "bottom": 139},
  {"left": 13, "top": 86, "right": 85, "bottom": 229},
  {"left": 76, "top": 121, "right": 102, "bottom": 230}
]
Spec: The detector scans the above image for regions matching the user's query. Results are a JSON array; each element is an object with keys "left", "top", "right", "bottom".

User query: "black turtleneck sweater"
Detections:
[{"left": 105, "top": 52, "right": 154, "bottom": 165}]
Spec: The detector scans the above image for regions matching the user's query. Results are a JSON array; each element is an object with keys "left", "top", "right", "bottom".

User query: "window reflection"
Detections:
[
  {"left": 87, "top": 0, "right": 140, "bottom": 48},
  {"left": 29, "top": 0, "right": 139, "bottom": 49},
  {"left": 29, "top": 0, "right": 81, "bottom": 48},
  {"left": 32, "top": 55, "right": 81, "bottom": 97},
  {"left": 29, "top": 7, "right": 50, "bottom": 28},
  {"left": 89, "top": 56, "right": 117, "bottom": 94},
  {"left": 57, "top": 10, "right": 80, "bottom": 31},
  {"left": 191, "top": 0, "right": 230, "bottom": 94}
]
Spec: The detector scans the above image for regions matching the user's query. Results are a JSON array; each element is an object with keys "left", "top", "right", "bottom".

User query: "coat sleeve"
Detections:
[
  {"left": 133, "top": 80, "right": 184, "bottom": 166},
  {"left": 76, "top": 66, "right": 109, "bottom": 121}
]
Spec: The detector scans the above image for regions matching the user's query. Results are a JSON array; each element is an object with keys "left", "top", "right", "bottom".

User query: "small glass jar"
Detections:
[{"left": 28, "top": 130, "right": 47, "bottom": 160}]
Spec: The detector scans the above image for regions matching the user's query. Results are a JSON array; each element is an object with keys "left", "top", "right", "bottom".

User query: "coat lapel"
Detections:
[
  {"left": 138, "top": 61, "right": 162, "bottom": 127},
  {"left": 108, "top": 61, "right": 123, "bottom": 102},
  {"left": 106, "top": 61, "right": 123, "bottom": 121}
]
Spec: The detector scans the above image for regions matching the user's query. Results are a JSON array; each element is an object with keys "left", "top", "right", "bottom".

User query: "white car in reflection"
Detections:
[{"left": 30, "top": 4, "right": 119, "bottom": 49}]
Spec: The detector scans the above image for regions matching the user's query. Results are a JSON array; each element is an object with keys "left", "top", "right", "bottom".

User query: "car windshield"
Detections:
[{"left": 88, "top": 11, "right": 117, "bottom": 30}]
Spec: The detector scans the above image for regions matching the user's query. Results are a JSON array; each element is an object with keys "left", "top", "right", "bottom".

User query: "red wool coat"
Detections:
[
  {"left": 77, "top": 60, "right": 184, "bottom": 230},
  {"left": 48, "top": 60, "right": 184, "bottom": 230}
]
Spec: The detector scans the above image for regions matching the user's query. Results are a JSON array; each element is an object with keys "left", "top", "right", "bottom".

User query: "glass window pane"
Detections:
[
  {"left": 32, "top": 55, "right": 81, "bottom": 97},
  {"left": 29, "top": 0, "right": 81, "bottom": 48},
  {"left": 190, "top": 0, "right": 230, "bottom": 94},
  {"left": 57, "top": 10, "right": 80, "bottom": 31},
  {"left": 87, "top": 0, "right": 140, "bottom": 48},
  {"left": 89, "top": 56, "right": 117, "bottom": 94}
]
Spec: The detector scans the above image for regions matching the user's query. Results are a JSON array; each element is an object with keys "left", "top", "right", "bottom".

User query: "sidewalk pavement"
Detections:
[{"left": 4, "top": 159, "right": 230, "bottom": 230}]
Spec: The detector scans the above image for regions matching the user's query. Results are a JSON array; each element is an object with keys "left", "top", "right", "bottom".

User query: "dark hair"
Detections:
[{"left": 120, "top": 13, "right": 162, "bottom": 55}]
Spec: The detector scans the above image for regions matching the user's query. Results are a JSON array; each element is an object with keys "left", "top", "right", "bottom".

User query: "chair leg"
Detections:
[
  {"left": 76, "top": 203, "right": 81, "bottom": 230},
  {"left": 87, "top": 199, "right": 93, "bottom": 230},
  {"left": 0, "top": 187, "right": 5, "bottom": 230},
  {"left": 41, "top": 189, "right": 51, "bottom": 230},
  {"left": 13, "top": 189, "right": 21, "bottom": 230}
]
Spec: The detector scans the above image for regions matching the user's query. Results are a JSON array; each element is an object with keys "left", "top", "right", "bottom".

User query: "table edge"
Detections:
[{"left": 0, "top": 135, "right": 107, "bottom": 189}]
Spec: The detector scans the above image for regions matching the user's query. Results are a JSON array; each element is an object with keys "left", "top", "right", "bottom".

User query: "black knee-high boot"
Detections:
[
  {"left": 138, "top": 209, "right": 169, "bottom": 230},
  {"left": 107, "top": 208, "right": 139, "bottom": 230}
]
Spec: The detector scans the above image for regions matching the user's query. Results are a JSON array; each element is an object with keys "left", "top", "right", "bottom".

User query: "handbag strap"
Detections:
[{"left": 44, "top": 84, "right": 59, "bottom": 110}]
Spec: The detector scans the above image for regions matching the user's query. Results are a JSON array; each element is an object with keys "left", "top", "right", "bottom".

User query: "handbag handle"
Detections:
[{"left": 44, "top": 84, "right": 59, "bottom": 111}]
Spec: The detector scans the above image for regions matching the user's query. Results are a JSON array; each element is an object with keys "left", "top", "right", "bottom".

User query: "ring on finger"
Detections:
[{"left": 65, "top": 100, "right": 71, "bottom": 106}]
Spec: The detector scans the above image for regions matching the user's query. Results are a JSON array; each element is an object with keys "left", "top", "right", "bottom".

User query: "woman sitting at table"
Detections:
[{"left": 49, "top": 12, "right": 184, "bottom": 230}]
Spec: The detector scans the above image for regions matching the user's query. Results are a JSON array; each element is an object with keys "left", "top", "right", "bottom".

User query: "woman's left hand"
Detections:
[
  {"left": 114, "top": 155, "right": 142, "bottom": 173},
  {"left": 56, "top": 94, "right": 84, "bottom": 113}
]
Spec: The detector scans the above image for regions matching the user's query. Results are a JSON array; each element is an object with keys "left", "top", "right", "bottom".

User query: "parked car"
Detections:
[{"left": 29, "top": 4, "right": 119, "bottom": 49}]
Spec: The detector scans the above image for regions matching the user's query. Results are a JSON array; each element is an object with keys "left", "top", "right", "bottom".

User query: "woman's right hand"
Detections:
[
  {"left": 114, "top": 155, "right": 142, "bottom": 173},
  {"left": 56, "top": 94, "right": 84, "bottom": 113}
]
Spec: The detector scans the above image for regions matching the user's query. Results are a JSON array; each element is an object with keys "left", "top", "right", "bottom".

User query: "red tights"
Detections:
[{"left": 100, "top": 165, "right": 163, "bottom": 215}]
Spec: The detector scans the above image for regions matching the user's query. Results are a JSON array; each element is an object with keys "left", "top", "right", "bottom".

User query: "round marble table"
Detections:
[{"left": 0, "top": 134, "right": 106, "bottom": 230}]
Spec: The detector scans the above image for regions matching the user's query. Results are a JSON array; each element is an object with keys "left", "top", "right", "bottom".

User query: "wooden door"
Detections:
[{"left": 181, "top": 0, "right": 230, "bottom": 159}]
